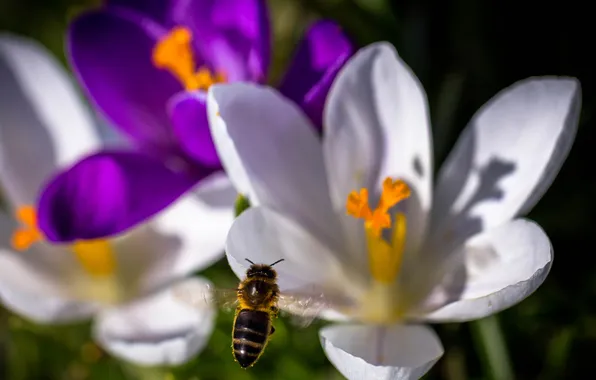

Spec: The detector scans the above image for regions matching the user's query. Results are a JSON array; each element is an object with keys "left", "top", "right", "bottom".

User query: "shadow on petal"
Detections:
[
  {"left": 0, "top": 55, "right": 56, "bottom": 205},
  {"left": 0, "top": 35, "right": 101, "bottom": 206},
  {"left": 430, "top": 78, "right": 580, "bottom": 250},
  {"left": 430, "top": 128, "right": 517, "bottom": 250},
  {"left": 415, "top": 219, "right": 552, "bottom": 322}
]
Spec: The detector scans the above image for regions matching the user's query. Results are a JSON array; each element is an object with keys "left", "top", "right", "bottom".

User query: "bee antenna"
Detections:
[
  {"left": 269, "top": 259, "right": 285, "bottom": 267},
  {"left": 245, "top": 258, "right": 255, "bottom": 265}
]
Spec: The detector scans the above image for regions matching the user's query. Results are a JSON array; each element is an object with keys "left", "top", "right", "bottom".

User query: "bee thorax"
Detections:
[{"left": 241, "top": 279, "right": 278, "bottom": 307}]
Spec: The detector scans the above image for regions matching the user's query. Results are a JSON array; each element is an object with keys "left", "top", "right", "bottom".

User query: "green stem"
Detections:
[
  {"left": 234, "top": 194, "right": 251, "bottom": 217},
  {"left": 470, "top": 315, "right": 514, "bottom": 380}
]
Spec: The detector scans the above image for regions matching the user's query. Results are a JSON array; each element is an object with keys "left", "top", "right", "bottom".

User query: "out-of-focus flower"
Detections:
[
  {"left": 36, "top": 0, "right": 354, "bottom": 244},
  {"left": 206, "top": 42, "right": 581, "bottom": 379},
  {"left": 0, "top": 34, "right": 225, "bottom": 366}
]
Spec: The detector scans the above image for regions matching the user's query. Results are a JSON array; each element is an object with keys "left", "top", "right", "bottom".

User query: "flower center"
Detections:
[
  {"left": 12, "top": 206, "right": 117, "bottom": 278},
  {"left": 152, "top": 26, "right": 227, "bottom": 91},
  {"left": 346, "top": 177, "right": 411, "bottom": 284}
]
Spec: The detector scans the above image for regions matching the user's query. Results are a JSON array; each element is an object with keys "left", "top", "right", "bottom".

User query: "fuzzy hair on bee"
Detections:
[
  {"left": 171, "top": 258, "right": 355, "bottom": 369},
  {"left": 231, "top": 258, "right": 284, "bottom": 368}
]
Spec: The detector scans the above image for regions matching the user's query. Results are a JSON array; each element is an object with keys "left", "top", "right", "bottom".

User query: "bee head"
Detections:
[
  {"left": 246, "top": 264, "right": 276, "bottom": 279},
  {"left": 244, "top": 258, "right": 284, "bottom": 279}
]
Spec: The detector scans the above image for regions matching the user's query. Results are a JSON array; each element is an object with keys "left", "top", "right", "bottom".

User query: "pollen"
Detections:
[
  {"left": 11, "top": 206, "right": 42, "bottom": 250},
  {"left": 346, "top": 178, "right": 410, "bottom": 237},
  {"left": 152, "top": 26, "right": 227, "bottom": 91},
  {"left": 346, "top": 178, "right": 411, "bottom": 284}
]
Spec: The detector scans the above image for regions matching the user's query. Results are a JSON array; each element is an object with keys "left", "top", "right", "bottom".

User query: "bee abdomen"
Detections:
[
  {"left": 233, "top": 326, "right": 268, "bottom": 345},
  {"left": 233, "top": 310, "right": 271, "bottom": 368},
  {"left": 233, "top": 339, "right": 263, "bottom": 366}
]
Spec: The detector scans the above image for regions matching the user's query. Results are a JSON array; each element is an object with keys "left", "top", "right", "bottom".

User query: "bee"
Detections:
[
  {"left": 228, "top": 258, "right": 283, "bottom": 368},
  {"left": 173, "top": 258, "right": 352, "bottom": 368}
]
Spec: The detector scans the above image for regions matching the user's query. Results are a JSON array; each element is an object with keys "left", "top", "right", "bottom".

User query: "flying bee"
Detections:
[
  {"left": 228, "top": 258, "right": 283, "bottom": 368},
  {"left": 173, "top": 258, "right": 353, "bottom": 368}
]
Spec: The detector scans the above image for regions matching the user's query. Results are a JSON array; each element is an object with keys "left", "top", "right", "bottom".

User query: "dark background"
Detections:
[{"left": 0, "top": 0, "right": 593, "bottom": 379}]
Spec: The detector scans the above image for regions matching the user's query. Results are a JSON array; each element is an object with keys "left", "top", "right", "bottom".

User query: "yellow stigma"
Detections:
[
  {"left": 152, "top": 26, "right": 227, "bottom": 91},
  {"left": 12, "top": 206, "right": 116, "bottom": 278},
  {"left": 346, "top": 178, "right": 411, "bottom": 284},
  {"left": 72, "top": 240, "right": 117, "bottom": 277}
]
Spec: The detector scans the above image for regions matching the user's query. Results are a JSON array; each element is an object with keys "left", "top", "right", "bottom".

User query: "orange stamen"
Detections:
[
  {"left": 10, "top": 206, "right": 117, "bottom": 278},
  {"left": 346, "top": 178, "right": 411, "bottom": 285},
  {"left": 152, "top": 26, "right": 227, "bottom": 91},
  {"left": 11, "top": 206, "right": 42, "bottom": 250},
  {"left": 346, "top": 188, "right": 372, "bottom": 219},
  {"left": 346, "top": 178, "right": 411, "bottom": 237}
]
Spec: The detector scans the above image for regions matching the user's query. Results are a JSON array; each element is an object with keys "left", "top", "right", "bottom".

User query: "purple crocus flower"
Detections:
[{"left": 37, "top": 0, "right": 354, "bottom": 242}]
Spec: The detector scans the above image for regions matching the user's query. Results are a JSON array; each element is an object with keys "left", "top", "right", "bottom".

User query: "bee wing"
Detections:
[
  {"left": 171, "top": 280, "right": 239, "bottom": 312},
  {"left": 277, "top": 291, "right": 353, "bottom": 328}
]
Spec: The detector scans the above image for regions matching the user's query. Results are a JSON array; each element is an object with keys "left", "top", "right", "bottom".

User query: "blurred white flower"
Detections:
[
  {"left": 0, "top": 33, "right": 234, "bottom": 366},
  {"left": 206, "top": 42, "right": 580, "bottom": 378}
]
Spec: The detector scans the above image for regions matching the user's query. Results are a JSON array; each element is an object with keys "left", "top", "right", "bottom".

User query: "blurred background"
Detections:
[{"left": 0, "top": 0, "right": 594, "bottom": 379}]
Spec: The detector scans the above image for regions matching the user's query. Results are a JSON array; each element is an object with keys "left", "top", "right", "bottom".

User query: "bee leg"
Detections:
[
  {"left": 270, "top": 306, "right": 279, "bottom": 317},
  {"left": 270, "top": 325, "right": 276, "bottom": 335}
]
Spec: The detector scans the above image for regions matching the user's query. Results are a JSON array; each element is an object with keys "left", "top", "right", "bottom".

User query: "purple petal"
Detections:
[
  {"left": 279, "top": 20, "right": 354, "bottom": 129},
  {"left": 37, "top": 150, "right": 198, "bottom": 242},
  {"left": 69, "top": 9, "right": 182, "bottom": 153},
  {"left": 169, "top": 92, "right": 221, "bottom": 169},
  {"left": 169, "top": 0, "right": 270, "bottom": 82},
  {"left": 106, "top": 0, "right": 170, "bottom": 25}
]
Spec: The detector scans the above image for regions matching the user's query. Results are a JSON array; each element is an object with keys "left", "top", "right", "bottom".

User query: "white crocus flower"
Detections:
[
  {"left": 0, "top": 34, "right": 234, "bottom": 366},
  {"left": 206, "top": 42, "right": 580, "bottom": 379}
]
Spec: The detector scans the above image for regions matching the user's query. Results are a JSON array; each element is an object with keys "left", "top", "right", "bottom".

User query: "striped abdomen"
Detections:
[{"left": 233, "top": 309, "right": 271, "bottom": 368}]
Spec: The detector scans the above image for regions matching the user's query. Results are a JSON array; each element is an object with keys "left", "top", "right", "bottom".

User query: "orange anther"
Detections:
[
  {"left": 12, "top": 206, "right": 42, "bottom": 251},
  {"left": 346, "top": 188, "right": 372, "bottom": 219},
  {"left": 379, "top": 178, "right": 411, "bottom": 212},
  {"left": 16, "top": 205, "right": 37, "bottom": 227},
  {"left": 152, "top": 26, "right": 226, "bottom": 91},
  {"left": 346, "top": 178, "right": 411, "bottom": 237}
]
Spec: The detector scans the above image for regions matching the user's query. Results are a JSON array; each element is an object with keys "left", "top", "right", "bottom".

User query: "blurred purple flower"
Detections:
[{"left": 37, "top": 0, "right": 354, "bottom": 243}]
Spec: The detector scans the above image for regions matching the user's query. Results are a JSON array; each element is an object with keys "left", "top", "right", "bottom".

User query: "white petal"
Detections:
[
  {"left": 94, "top": 277, "right": 215, "bottom": 366},
  {"left": 0, "top": 247, "right": 67, "bottom": 298},
  {"left": 420, "top": 219, "right": 552, "bottom": 322},
  {"left": 130, "top": 174, "right": 235, "bottom": 291},
  {"left": 324, "top": 42, "right": 433, "bottom": 257},
  {"left": 0, "top": 246, "right": 98, "bottom": 324},
  {"left": 320, "top": 323, "right": 443, "bottom": 380},
  {"left": 430, "top": 78, "right": 580, "bottom": 246},
  {"left": 0, "top": 212, "right": 75, "bottom": 292},
  {"left": 0, "top": 33, "right": 101, "bottom": 206},
  {"left": 226, "top": 207, "right": 356, "bottom": 293},
  {"left": 0, "top": 284, "right": 99, "bottom": 323},
  {"left": 207, "top": 82, "right": 343, "bottom": 251},
  {"left": 0, "top": 213, "right": 98, "bottom": 322}
]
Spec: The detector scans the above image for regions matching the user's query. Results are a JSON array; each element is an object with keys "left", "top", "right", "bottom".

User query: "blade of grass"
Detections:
[{"left": 470, "top": 315, "right": 514, "bottom": 380}]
